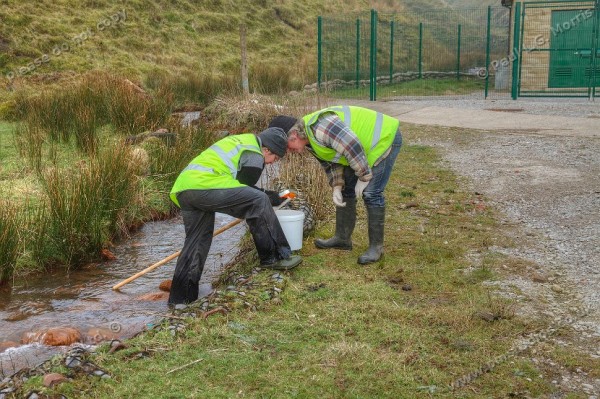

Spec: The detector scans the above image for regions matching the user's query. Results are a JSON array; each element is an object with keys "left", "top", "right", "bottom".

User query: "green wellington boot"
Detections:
[
  {"left": 314, "top": 197, "right": 356, "bottom": 250},
  {"left": 358, "top": 207, "right": 385, "bottom": 265},
  {"left": 261, "top": 255, "right": 303, "bottom": 271}
]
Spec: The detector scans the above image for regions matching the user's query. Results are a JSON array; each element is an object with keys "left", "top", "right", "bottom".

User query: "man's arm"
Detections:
[{"left": 312, "top": 113, "right": 372, "bottom": 183}]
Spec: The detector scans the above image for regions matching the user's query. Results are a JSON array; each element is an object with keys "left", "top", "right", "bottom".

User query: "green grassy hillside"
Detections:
[{"left": 0, "top": 0, "right": 500, "bottom": 94}]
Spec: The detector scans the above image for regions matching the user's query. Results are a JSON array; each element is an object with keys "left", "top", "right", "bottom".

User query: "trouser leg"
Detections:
[
  {"left": 168, "top": 208, "right": 214, "bottom": 305},
  {"left": 174, "top": 187, "right": 291, "bottom": 267}
]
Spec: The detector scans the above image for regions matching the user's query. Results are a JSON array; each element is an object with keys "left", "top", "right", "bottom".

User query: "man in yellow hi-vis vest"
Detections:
[
  {"left": 269, "top": 106, "right": 402, "bottom": 265},
  {"left": 169, "top": 127, "right": 302, "bottom": 305}
]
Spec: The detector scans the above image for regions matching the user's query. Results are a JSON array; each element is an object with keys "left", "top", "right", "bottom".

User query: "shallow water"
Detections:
[{"left": 0, "top": 213, "right": 246, "bottom": 377}]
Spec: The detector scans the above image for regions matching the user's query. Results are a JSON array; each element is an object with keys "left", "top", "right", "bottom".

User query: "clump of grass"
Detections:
[
  {"left": 38, "top": 143, "right": 142, "bottom": 267},
  {"left": 277, "top": 152, "right": 332, "bottom": 221},
  {"left": 145, "top": 70, "right": 239, "bottom": 109},
  {"left": 250, "top": 62, "right": 303, "bottom": 94},
  {"left": 15, "top": 72, "right": 175, "bottom": 156},
  {"left": 0, "top": 201, "right": 21, "bottom": 283}
]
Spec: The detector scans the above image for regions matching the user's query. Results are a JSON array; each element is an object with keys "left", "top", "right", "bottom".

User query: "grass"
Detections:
[
  {"left": 21, "top": 136, "right": 574, "bottom": 398},
  {"left": 328, "top": 77, "right": 485, "bottom": 99}
]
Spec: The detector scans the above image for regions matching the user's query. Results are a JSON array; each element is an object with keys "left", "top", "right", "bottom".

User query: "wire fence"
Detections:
[{"left": 316, "top": 7, "right": 511, "bottom": 100}]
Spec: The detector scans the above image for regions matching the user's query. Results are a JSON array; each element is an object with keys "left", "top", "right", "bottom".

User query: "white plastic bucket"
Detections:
[{"left": 275, "top": 210, "right": 305, "bottom": 251}]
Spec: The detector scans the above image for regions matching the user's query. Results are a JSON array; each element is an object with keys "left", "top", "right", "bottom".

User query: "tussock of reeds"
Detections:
[{"left": 0, "top": 201, "right": 21, "bottom": 283}]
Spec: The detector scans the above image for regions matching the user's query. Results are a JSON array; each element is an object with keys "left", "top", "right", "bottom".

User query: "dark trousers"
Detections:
[{"left": 168, "top": 187, "right": 291, "bottom": 305}]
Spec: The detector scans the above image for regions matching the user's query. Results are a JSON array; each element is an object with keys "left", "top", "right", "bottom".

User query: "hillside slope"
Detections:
[{"left": 0, "top": 0, "right": 501, "bottom": 91}]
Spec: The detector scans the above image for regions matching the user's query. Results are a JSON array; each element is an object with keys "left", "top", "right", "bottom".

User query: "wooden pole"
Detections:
[
  {"left": 240, "top": 24, "right": 249, "bottom": 95},
  {"left": 111, "top": 198, "right": 291, "bottom": 291}
]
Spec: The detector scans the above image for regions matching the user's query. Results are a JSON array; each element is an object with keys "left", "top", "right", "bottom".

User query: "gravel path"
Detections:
[{"left": 350, "top": 97, "right": 600, "bottom": 396}]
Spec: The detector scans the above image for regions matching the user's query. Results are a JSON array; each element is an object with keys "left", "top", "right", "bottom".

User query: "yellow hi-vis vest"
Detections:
[
  {"left": 302, "top": 105, "right": 399, "bottom": 166},
  {"left": 170, "top": 134, "right": 262, "bottom": 207}
]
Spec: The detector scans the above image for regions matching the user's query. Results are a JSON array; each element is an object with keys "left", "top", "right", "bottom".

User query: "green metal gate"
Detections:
[
  {"left": 316, "top": 7, "right": 511, "bottom": 100},
  {"left": 512, "top": 0, "right": 599, "bottom": 98}
]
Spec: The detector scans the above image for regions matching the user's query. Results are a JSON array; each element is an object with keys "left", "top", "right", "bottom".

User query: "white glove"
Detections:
[
  {"left": 355, "top": 179, "right": 370, "bottom": 199},
  {"left": 332, "top": 186, "right": 346, "bottom": 207}
]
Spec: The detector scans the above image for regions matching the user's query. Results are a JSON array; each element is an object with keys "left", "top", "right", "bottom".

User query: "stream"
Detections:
[{"left": 0, "top": 213, "right": 246, "bottom": 378}]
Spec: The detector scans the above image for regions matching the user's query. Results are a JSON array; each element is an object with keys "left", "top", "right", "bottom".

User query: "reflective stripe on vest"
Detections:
[
  {"left": 208, "top": 142, "right": 259, "bottom": 179},
  {"left": 182, "top": 164, "right": 214, "bottom": 174}
]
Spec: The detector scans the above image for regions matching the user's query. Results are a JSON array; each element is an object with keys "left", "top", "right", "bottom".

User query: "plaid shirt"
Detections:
[{"left": 309, "top": 112, "right": 373, "bottom": 187}]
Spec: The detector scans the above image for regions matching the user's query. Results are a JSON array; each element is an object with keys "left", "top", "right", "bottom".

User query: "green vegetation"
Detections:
[
  {"left": 21, "top": 133, "right": 590, "bottom": 398},
  {"left": 329, "top": 77, "right": 485, "bottom": 99}
]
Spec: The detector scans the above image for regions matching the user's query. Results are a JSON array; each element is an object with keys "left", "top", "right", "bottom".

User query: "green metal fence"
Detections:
[
  {"left": 317, "top": 7, "right": 512, "bottom": 100},
  {"left": 512, "top": 0, "right": 599, "bottom": 98}
]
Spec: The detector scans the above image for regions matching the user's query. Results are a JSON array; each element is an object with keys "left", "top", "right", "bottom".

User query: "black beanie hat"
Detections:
[
  {"left": 258, "top": 127, "right": 287, "bottom": 158},
  {"left": 268, "top": 115, "right": 298, "bottom": 135}
]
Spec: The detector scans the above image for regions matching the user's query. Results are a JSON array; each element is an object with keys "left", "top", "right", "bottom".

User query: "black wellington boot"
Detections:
[
  {"left": 357, "top": 207, "right": 385, "bottom": 265},
  {"left": 314, "top": 198, "right": 356, "bottom": 250}
]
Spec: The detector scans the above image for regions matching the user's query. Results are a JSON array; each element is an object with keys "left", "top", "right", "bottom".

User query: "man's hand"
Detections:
[
  {"left": 264, "top": 190, "right": 284, "bottom": 206},
  {"left": 332, "top": 186, "right": 346, "bottom": 207},
  {"left": 355, "top": 179, "right": 369, "bottom": 199}
]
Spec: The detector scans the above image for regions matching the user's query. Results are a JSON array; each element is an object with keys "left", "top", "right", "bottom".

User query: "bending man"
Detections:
[
  {"left": 169, "top": 127, "right": 302, "bottom": 305},
  {"left": 269, "top": 105, "right": 402, "bottom": 265}
]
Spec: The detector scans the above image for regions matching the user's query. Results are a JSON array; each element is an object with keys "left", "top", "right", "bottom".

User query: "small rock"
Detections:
[
  {"left": 26, "top": 393, "right": 39, "bottom": 399},
  {"left": 475, "top": 311, "right": 498, "bottom": 322},
  {"left": 158, "top": 280, "right": 172, "bottom": 292},
  {"left": 43, "top": 373, "right": 67, "bottom": 387},
  {"left": 92, "top": 370, "right": 105, "bottom": 377},
  {"left": 532, "top": 273, "right": 548, "bottom": 283},
  {"left": 551, "top": 285, "right": 564, "bottom": 294},
  {"left": 101, "top": 374, "right": 111, "bottom": 379},
  {"left": 137, "top": 291, "right": 169, "bottom": 301},
  {"left": 100, "top": 249, "right": 117, "bottom": 261},
  {"left": 108, "top": 340, "right": 127, "bottom": 354},
  {"left": 65, "top": 356, "right": 83, "bottom": 368},
  {"left": 581, "top": 383, "right": 593, "bottom": 390},
  {"left": 174, "top": 304, "right": 187, "bottom": 311},
  {"left": 401, "top": 284, "right": 412, "bottom": 291}
]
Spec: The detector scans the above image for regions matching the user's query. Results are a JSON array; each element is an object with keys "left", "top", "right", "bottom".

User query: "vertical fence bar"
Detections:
[
  {"left": 418, "top": 22, "right": 423, "bottom": 79},
  {"left": 389, "top": 20, "right": 395, "bottom": 84},
  {"left": 484, "top": 6, "right": 492, "bottom": 99},
  {"left": 590, "top": 0, "right": 600, "bottom": 98},
  {"left": 370, "top": 9, "right": 378, "bottom": 101},
  {"left": 511, "top": 2, "right": 521, "bottom": 100},
  {"left": 356, "top": 19, "right": 361, "bottom": 89},
  {"left": 317, "top": 16, "right": 322, "bottom": 92},
  {"left": 456, "top": 24, "right": 462, "bottom": 80}
]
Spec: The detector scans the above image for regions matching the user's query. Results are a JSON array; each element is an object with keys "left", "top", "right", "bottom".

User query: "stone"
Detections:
[
  {"left": 532, "top": 273, "right": 549, "bottom": 283},
  {"left": 21, "top": 327, "right": 82, "bottom": 346},
  {"left": 0, "top": 341, "right": 18, "bottom": 352},
  {"left": 551, "top": 284, "right": 564, "bottom": 294},
  {"left": 43, "top": 373, "right": 67, "bottom": 387},
  {"left": 136, "top": 291, "right": 169, "bottom": 301},
  {"left": 100, "top": 248, "right": 117, "bottom": 261},
  {"left": 401, "top": 284, "right": 413, "bottom": 291},
  {"left": 108, "top": 340, "right": 127, "bottom": 354},
  {"left": 158, "top": 280, "right": 172, "bottom": 292},
  {"left": 65, "top": 356, "right": 83, "bottom": 368}
]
